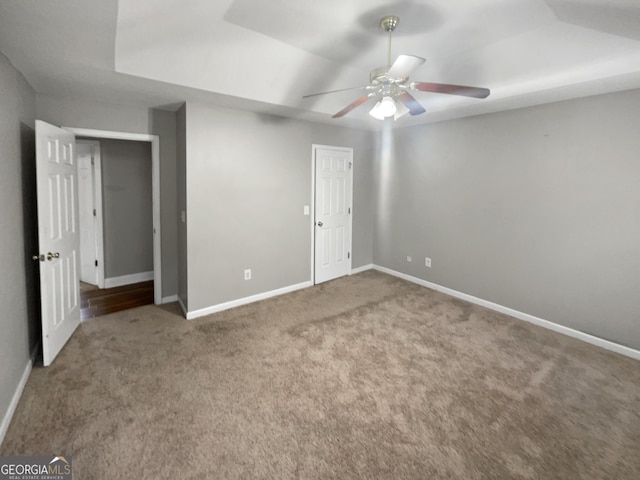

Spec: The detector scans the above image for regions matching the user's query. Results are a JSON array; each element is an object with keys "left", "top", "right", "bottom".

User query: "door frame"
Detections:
[
  {"left": 310, "top": 144, "right": 354, "bottom": 284},
  {"left": 64, "top": 127, "right": 162, "bottom": 305},
  {"left": 77, "top": 140, "right": 104, "bottom": 288}
]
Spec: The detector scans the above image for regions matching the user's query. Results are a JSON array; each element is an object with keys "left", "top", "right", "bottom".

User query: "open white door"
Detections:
[
  {"left": 35, "top": 120, "right": 81, "bottom": 366},
  {"left": 77, "top": 140, "right": 103, "bottom": 287},
  {"left": 314, "top": 146, "right": 353, "bottom": 284}
]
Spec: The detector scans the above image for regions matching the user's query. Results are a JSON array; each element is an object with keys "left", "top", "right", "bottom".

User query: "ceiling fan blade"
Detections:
[
  {"left": 411, "top": 82, "right": 490, "bottom": 99},
  {"left": 303, "top": 85, "right": 374, "bottom": 99},
  {"left": 395, "top": 92, "right": 426, "bottom": 116},
  {"left": 332, "top": 94, "right": 375, "bottom": 118},
  {"left": 387, "top": 55, "right": 426, "bottom": 79}
]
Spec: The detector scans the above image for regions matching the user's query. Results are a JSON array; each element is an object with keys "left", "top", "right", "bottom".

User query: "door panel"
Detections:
[
  {"left": 36, "top": 120, "right": 81, "bottom": 366},
  {"left": 335, "top": 226, "right": 345, "bottom": 262},
  {"left": 314, "top": 147, "right": 353, "bottom": 284}
]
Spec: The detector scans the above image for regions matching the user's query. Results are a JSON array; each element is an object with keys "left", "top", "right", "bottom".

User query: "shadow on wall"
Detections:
[
  {"left": 20, "top": 122, "right": 41, "bottom": 358},
  {"left": 148, "top": 106, "right": 179, "bottom": 299},
  {"left": 545, "top": 0, "right": 640, "bottom": 41}
]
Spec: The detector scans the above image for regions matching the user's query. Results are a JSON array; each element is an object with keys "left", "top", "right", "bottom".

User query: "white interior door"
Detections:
[
  {"left": 35, "top": 120, "right": 81, "bottom": 366},
  {"left": 314, "top": 146, "right": 353, "bottom": 284},
  {"left": 77, "top": 141, "right": 99, "bottom": 285}
]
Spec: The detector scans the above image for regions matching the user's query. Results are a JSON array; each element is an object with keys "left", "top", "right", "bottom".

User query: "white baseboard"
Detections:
[
  {"left": 0, "top": 358, "right": 32, "bottom": 446},
  {"left": 186, "top": 281, "right": 312, "bottom": 320},
  {"left": 104, "top": 271, "right": 154, "bottom": 289},
  {"left": 161, "top": 295, "right": 178, "bottom": 304},
  {"left": 373, "top": 265, "right": 640, "bottom": 362},
  {"left": 351, "top": 264, "right": 374, "bottom": 275}
]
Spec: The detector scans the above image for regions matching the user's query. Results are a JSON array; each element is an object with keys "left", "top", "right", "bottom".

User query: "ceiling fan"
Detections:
[{"left": 303, "top": 15, "right": 490, "bottom": 120}]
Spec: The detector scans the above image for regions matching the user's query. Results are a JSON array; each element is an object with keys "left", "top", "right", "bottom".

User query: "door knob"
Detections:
[
  {"left": 47, "top": 252, "right": 60, "bottom": 260},
  {"left": 317, "top": 221, "right": 323, "bottom": 227},
  {"left": 32, "top": 254, "right": 45, "bottom": 262}
]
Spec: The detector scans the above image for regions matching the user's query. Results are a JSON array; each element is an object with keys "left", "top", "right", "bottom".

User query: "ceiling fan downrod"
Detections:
[{"left": 380, "top": 15, "right": 399, "bottom": 66}]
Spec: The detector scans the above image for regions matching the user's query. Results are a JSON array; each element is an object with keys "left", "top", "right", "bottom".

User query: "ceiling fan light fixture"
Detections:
[
  {"left": 368, "top": 101, "right": 384, "bottom": 120},
  {"left": 394, "top": 101, "right": 410, "bottom": 121},
  {"left": 380, "top": 96, "right": 397, "bottom": 117},
  {"left": 370, "top": 96, "right": 397, "bottom": 120},
  {"left": 303, "top": 14, "right": 490, "bottom": 120}
]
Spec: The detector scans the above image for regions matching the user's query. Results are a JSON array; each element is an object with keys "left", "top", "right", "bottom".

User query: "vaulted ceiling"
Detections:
[{"left": 1, "top": 0, "right": 640, "bottom": 129}]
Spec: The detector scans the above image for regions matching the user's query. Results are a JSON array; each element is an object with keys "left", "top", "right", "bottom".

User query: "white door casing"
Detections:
[
  {"left": 313, "top": 146, "right": 353, "bottom": 284},
  {"left": 35, "top": 120, "right": 81, "bottom": 366}
]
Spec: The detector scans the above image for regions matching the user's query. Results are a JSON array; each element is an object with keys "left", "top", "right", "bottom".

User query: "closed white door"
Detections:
[
  {"left": 314, "top": 146, "right": 353, "bottom": 284},
  {"left": 35, "top": 120, "right": 81, "bottom": 366}
]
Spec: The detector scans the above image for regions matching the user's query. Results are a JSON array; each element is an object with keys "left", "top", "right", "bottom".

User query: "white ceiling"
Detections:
[{"left": 1, "top": 0, "right": 640, "bottom": 129}]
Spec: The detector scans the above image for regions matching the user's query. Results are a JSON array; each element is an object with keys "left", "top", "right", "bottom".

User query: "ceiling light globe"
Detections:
[{"left": 379, "top": 96, "right": 397, "bottom": 117}]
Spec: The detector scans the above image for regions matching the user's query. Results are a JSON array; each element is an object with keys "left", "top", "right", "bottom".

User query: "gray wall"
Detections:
[
  {"left": 36, "top": 95, "right": 178, "bottom": 298},
  {"left": 151, "top": 109, "right": 178, "bottom": 298},
  {"left": 0, "top": 52, "right": 37, "bottom": 436},
  {"left": 374, "top": 89, "right": 640, "bottom": 350},
  {"left": 183, "top": 104, "right": 375, "bottom": 311},
  {"left": 99, "top": 139, "right": 153, "bottom": 278}
]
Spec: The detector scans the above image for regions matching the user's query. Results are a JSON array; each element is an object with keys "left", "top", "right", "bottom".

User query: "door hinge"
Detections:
[
  {"left": 95, "top": 260, "right": 98, "bottom": 266},
  {"left": 93, "top": 209, "right": 96, "bottom": 216},
  {"left": 91, "top": 157, "right": 95, "bottom": 165},
  {"left": 349, "top": 161, "right": 352, "bottom": 170},
  {"left": 347, "top": 252, "right": 350, "bottom": 259},
  {"left": 348, "top": 207, "right": 351, "bottom": 214}
]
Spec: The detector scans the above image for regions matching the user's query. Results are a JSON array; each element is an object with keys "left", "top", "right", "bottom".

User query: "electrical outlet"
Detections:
[
  {"left": 407, "top": 256, "right": 412, "bottom": 262},
  {"left": 425, "top": 257, "right": 431, "bottom": 268},
  {"left": 244, "top": 269, "right": 251, "bottom": 280}
]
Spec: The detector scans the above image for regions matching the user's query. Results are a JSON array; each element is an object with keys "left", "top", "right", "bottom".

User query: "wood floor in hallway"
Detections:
[{"left": 80, "top": 281, "right": 154, "bottom": 320}]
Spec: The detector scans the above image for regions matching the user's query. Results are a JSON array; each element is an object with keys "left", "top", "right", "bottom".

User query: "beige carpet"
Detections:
[{"left": 2, "top": 271, "right": 639, "bottom": 479}]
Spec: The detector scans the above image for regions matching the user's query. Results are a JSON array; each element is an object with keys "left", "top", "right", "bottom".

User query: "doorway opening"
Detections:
[{"left": 65, "top": 127, "right": 162, "bottom": 307}]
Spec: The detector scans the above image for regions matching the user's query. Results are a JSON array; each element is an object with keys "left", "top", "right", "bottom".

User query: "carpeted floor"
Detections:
[{"left": 2, "top": 271, "right": 639, "bottom": 479}]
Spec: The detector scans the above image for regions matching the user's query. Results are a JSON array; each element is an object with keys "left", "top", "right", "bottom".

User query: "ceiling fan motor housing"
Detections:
[
  {"left": 370, "top": 65, "right": 408, "bottom": 85},
  {"left": 380, "top": 15, "right": 399, "bottom": 32}
]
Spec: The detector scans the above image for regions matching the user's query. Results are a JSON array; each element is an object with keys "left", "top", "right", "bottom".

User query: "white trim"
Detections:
[
  {"left": 104, "top": 271, "right": 154, "bottom": 289},
  {"left": 311, "top": 144, "right": 354, "bottom": 285},
  {"left": 63, "top": 128, "right": 157, "bottom": 143},
  {"left": 186, "top": 281, "right": 312, "bottom": 320},
  {"left": 0, "top": 359, "right": 32, "bottom": 446},
  {"left": 309, "top": 147, "right": 316, "bottom": 285},
  {"left": 373, "top": 265, "right": 640, "bottom": 362},
  {"left": 151, "top": 137, "right": 161, "bottom": 304},
  {"left": 162, "top": 295, "right": 178, "bottom": 304},
  {"left": 63, "top": 127, "right": 162, "bottom": 305},
  {"left": 351, "top": 264, "right": 373, "bottom": 274}
]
